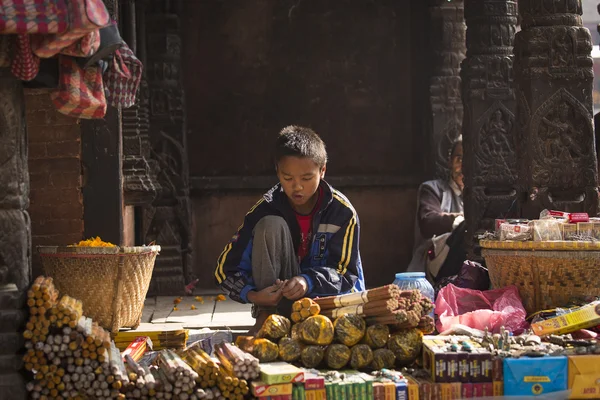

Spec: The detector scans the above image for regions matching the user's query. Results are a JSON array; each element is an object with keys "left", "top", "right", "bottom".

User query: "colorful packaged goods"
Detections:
[
  {"left": 568, "top": 355, "right": 600, "bottom": 399},
  {"left": 531, "top": 301, "right": 600, "bottom": 336},
  {"left": 251, "top": 381, "right": 293, "bottom": 397},
  {"left": 260, "top": 362, "right": 305, "bottom": 385},
  {"left": 120, "top": 336, "right": 151, "bottom": 362},
  {"left": 499, "top": 221, "right": 532, "bottom": 241},
  {"left": 503, "top": 356, "right": 568, "bottom": 397}
]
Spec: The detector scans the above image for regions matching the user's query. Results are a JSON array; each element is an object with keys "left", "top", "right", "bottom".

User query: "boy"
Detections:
[{"left": 214, "top": 125, "right": 366, "bottom": 332}]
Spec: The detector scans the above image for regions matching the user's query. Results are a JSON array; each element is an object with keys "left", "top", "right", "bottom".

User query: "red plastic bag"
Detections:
[{"left": 435, "top": 284, "right": 528, "bottom": 334}]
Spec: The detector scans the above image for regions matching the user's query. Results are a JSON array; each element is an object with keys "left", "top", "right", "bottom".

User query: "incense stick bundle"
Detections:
[
  {"left": 214, "top": 362, "right": 248, "bottom": 400},
  {"left": 319, "top": 298, "right": 399, "bottom": 319},
  {"left": 291, "top": 298, "right": 321, "bottom": 322},
  {"left": 314, "top": 284, "right": 401, "bottom": 310},
  {"left": 182, "top": 346, "right": 219, "bottom": 388},
  {"left": 365, "top": 307, "right": 421, "bottom": 327},
  {"left": 214, "top": 342, "right": 259, "bottom": 380}
]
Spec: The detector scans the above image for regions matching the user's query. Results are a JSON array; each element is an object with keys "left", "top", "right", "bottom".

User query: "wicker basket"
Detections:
[
  {"left": 480, "top": 239, "right": 600, "bottom": 314},
  {"left": 38, "top": 245, "right": 160, "bottom": 334}
]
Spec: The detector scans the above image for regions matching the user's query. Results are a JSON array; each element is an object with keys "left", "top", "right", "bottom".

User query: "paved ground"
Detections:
[{"left": 140, "top": 291, "right": 254, "bottom": 331}]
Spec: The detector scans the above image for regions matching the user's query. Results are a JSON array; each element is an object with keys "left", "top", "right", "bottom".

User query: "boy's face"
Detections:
[{"left": 277, "top": 156, "right": 326, "bottom": 212}]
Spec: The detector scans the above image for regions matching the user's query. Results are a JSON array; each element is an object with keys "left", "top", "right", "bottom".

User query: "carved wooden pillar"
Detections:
[
  {"left": 461, "top": 0, "right": 518, "bottom": 254},
  {"left": 515, "top": 0, "right": 599, "bottom": 217},
  {"left": 121, "top": 0, "right": 159, "bottom": 206},
  {"left": 429, "top": 0, "right": 466, "bottom": 178},
  {"left": 0, "top": 69, "right": 29, "bottom": 399},
  {"left": 140, "top": 0, "right": 191, "bottom": 295}
]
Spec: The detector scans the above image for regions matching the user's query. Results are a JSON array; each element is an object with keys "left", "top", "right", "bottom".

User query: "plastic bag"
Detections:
[
  {"left": 435, "top": 284, "right": 528, "bottom": 334},
  {"left": 434, "top": 260, "right": 490, "bottom": 298}
]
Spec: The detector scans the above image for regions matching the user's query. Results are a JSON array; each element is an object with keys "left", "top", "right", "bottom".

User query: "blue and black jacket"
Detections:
[{"left": 214, "top": 180, "right": 366, "bottom": 303}]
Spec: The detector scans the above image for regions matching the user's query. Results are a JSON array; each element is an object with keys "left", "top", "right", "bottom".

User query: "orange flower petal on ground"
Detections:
[
  {"left": 173, "top": 297, "right": 182, "bottom": 305},
  {"left": 190, "top": 305, "right": 197, "bottom": 310},
  {"left": 216, "top": 294, "right": 226, "bottom": 301},
  {"left": 195, "top": 296, "right": 204, "bottom": 303}
]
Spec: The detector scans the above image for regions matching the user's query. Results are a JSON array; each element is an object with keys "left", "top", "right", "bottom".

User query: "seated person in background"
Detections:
[
  {"left": 214, "top": 125, "right": 366, "bottom": 333},
  {"left": 407, "top": 135, "right": 466, "bottom": 283}
]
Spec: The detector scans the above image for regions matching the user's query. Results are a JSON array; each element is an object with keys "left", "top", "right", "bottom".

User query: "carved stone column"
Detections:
[
  {"left": 0, "top": 69, "right": 29, "bottom": 399},
  {"left": 461, "top": 0, "right": 518, "bottom": 254},
  {"left": 429, "top": 0, "right": 466, "bottom": 178},
  {"left": 140, "top": 0, "right": 192, "bottom": 295},
  {"left": 515, "top": 0, "right": 599, "bottom": 217}
]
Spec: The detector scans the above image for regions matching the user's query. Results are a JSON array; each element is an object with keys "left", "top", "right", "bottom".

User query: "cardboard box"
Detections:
[
  {"left": 260, "top": 362, "right": 304, "bottom": 385},
  {"left": 503, "top": 356, "right": 568, "bottom": 397},
  {"left": 563, "top": 223, "right": 578, "bottom": 240},
  {"left": 493, "top": 381, "right": 503, "bottom": 396},
  {"left": 304, "top": 388, "right": 326, "bottom": 400},
  {"left": 251, "top": 382, "right": 293, "bottom": 397},
  {"left": 405, "top": 376, "right": 420, "bottom": 400},
  {"left": 531, "top": 301, "right": 600, "bottom": 336},
  {"left": 303, "top": 372, "right": 325, "bottom": 390},
  {"left": 492, "top": 357, "right": 504, "bottom": 382},
  {"left": 578, "top": 222, "right": 594, "bottom": 237},
  {"left": 461, "top": 383, "right": 473, "bottom": 398},
  {"left": 423, "top": 336, "right": 491, "bottom": 383},
  {"left": 568, "top": 355, "right": 600, "bottom": 399}
]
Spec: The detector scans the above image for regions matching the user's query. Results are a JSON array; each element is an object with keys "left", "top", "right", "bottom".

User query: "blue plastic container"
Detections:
[{"left": 393, "top": 272, "right": 435, "bottom": 316}]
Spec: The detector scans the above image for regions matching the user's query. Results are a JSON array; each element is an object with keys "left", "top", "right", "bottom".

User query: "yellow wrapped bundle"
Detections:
[
  {"left": 258, "top": 314, "right": 291, "bottom": 341},
  {"left": 299, "top": 315, "right": 334, "bottom": 346},
  {"left": 333, "top": 314, "right": 366, "bottom": 347}
]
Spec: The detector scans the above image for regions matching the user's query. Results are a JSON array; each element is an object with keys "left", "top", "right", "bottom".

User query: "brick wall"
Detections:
[{"left": 25, "top": 89, "right": 84, "bottom": 277}]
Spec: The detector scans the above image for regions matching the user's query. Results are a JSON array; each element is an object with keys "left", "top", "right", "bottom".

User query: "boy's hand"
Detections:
[
  {"left": 247, "top": 284, "right": 283, "bottom": 307},
  {"left": 282, "top": 276, "right": 308, "bottom": 300}
]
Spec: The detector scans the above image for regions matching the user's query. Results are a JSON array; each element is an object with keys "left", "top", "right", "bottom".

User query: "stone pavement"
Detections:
[{"left": 140, "top": 291, "right": 254, "bottom": 331}]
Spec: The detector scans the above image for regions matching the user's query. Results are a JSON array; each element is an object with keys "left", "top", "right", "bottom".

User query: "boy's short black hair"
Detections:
[{"left": 274, "top": 125, "right": 328, "bottom": 168}]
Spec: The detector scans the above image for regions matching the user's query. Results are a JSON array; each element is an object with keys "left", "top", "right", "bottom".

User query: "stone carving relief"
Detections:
[
  {"left": 139, "top": 2, "right": 192, "bottom": 295},
  {"left": 0, "top": 68, "right": 29, "bottom": 399},
  {"left": 429, "top": 0, "right": 466, "bottom": 179},
  {"left": 462, "top": 0, "right": 518, "bottom": 255},
  {"left": 474, "top": 103, "right": 516, "bottom": 186},
  {"left": 530, "top": 89, "right": 595, "bottom": 188},
  {"left": 514, "top": 0, "right": 598, "bottom": 217}
]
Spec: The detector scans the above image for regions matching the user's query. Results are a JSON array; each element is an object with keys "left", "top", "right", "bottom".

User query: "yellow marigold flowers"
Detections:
[
  {"left": 190, "top": 305, "right": 197, "bottom": 310},
  {"left": 72, "top": 236, "right": 116, "bottom": 247},
  {"left": 216, "top": 294, "right": 226, "bottom": 302},
  {"left": 173, "top": 307, "right": 179, "bottom": 311},
  {"left": 195, "top": 296, "right": 204, "bottom": 303}
]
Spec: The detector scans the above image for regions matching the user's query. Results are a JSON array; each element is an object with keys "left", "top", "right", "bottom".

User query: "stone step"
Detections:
[
  {"left": 0, "top": 333, "right": 22, "bottom": 354},
  {"left": 0, "top": 286, "right": 26, "bottom": 310},
  {"left": 0, "top": 373, "right": 26, "bottom": 400},
  {"left": 0, "top": 310, "right": 27, "bottom": 333},
  {"left": 0, "top": 354, "right": 22, "bottom": 374}
]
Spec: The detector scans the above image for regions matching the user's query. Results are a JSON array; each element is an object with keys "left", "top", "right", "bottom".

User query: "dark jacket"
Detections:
[
  {"left": 214, "top": 180, "right": 366, "bottom": 303},
  {"left": 407, "top": 179, "right": 463, "bottom": 273}
]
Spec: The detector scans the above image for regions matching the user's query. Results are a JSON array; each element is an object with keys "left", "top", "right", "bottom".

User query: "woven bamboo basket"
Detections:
[
  {"left": 37, "top": 245, "right": 160, "bottom": 334},
  {"left": 480, "top": 240, "right": 600, "bottom": 314}
]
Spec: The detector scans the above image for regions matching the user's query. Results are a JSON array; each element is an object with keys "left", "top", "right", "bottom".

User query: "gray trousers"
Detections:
[{"left": 251, "top": 216, "right": 300, "bottom": 317}]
